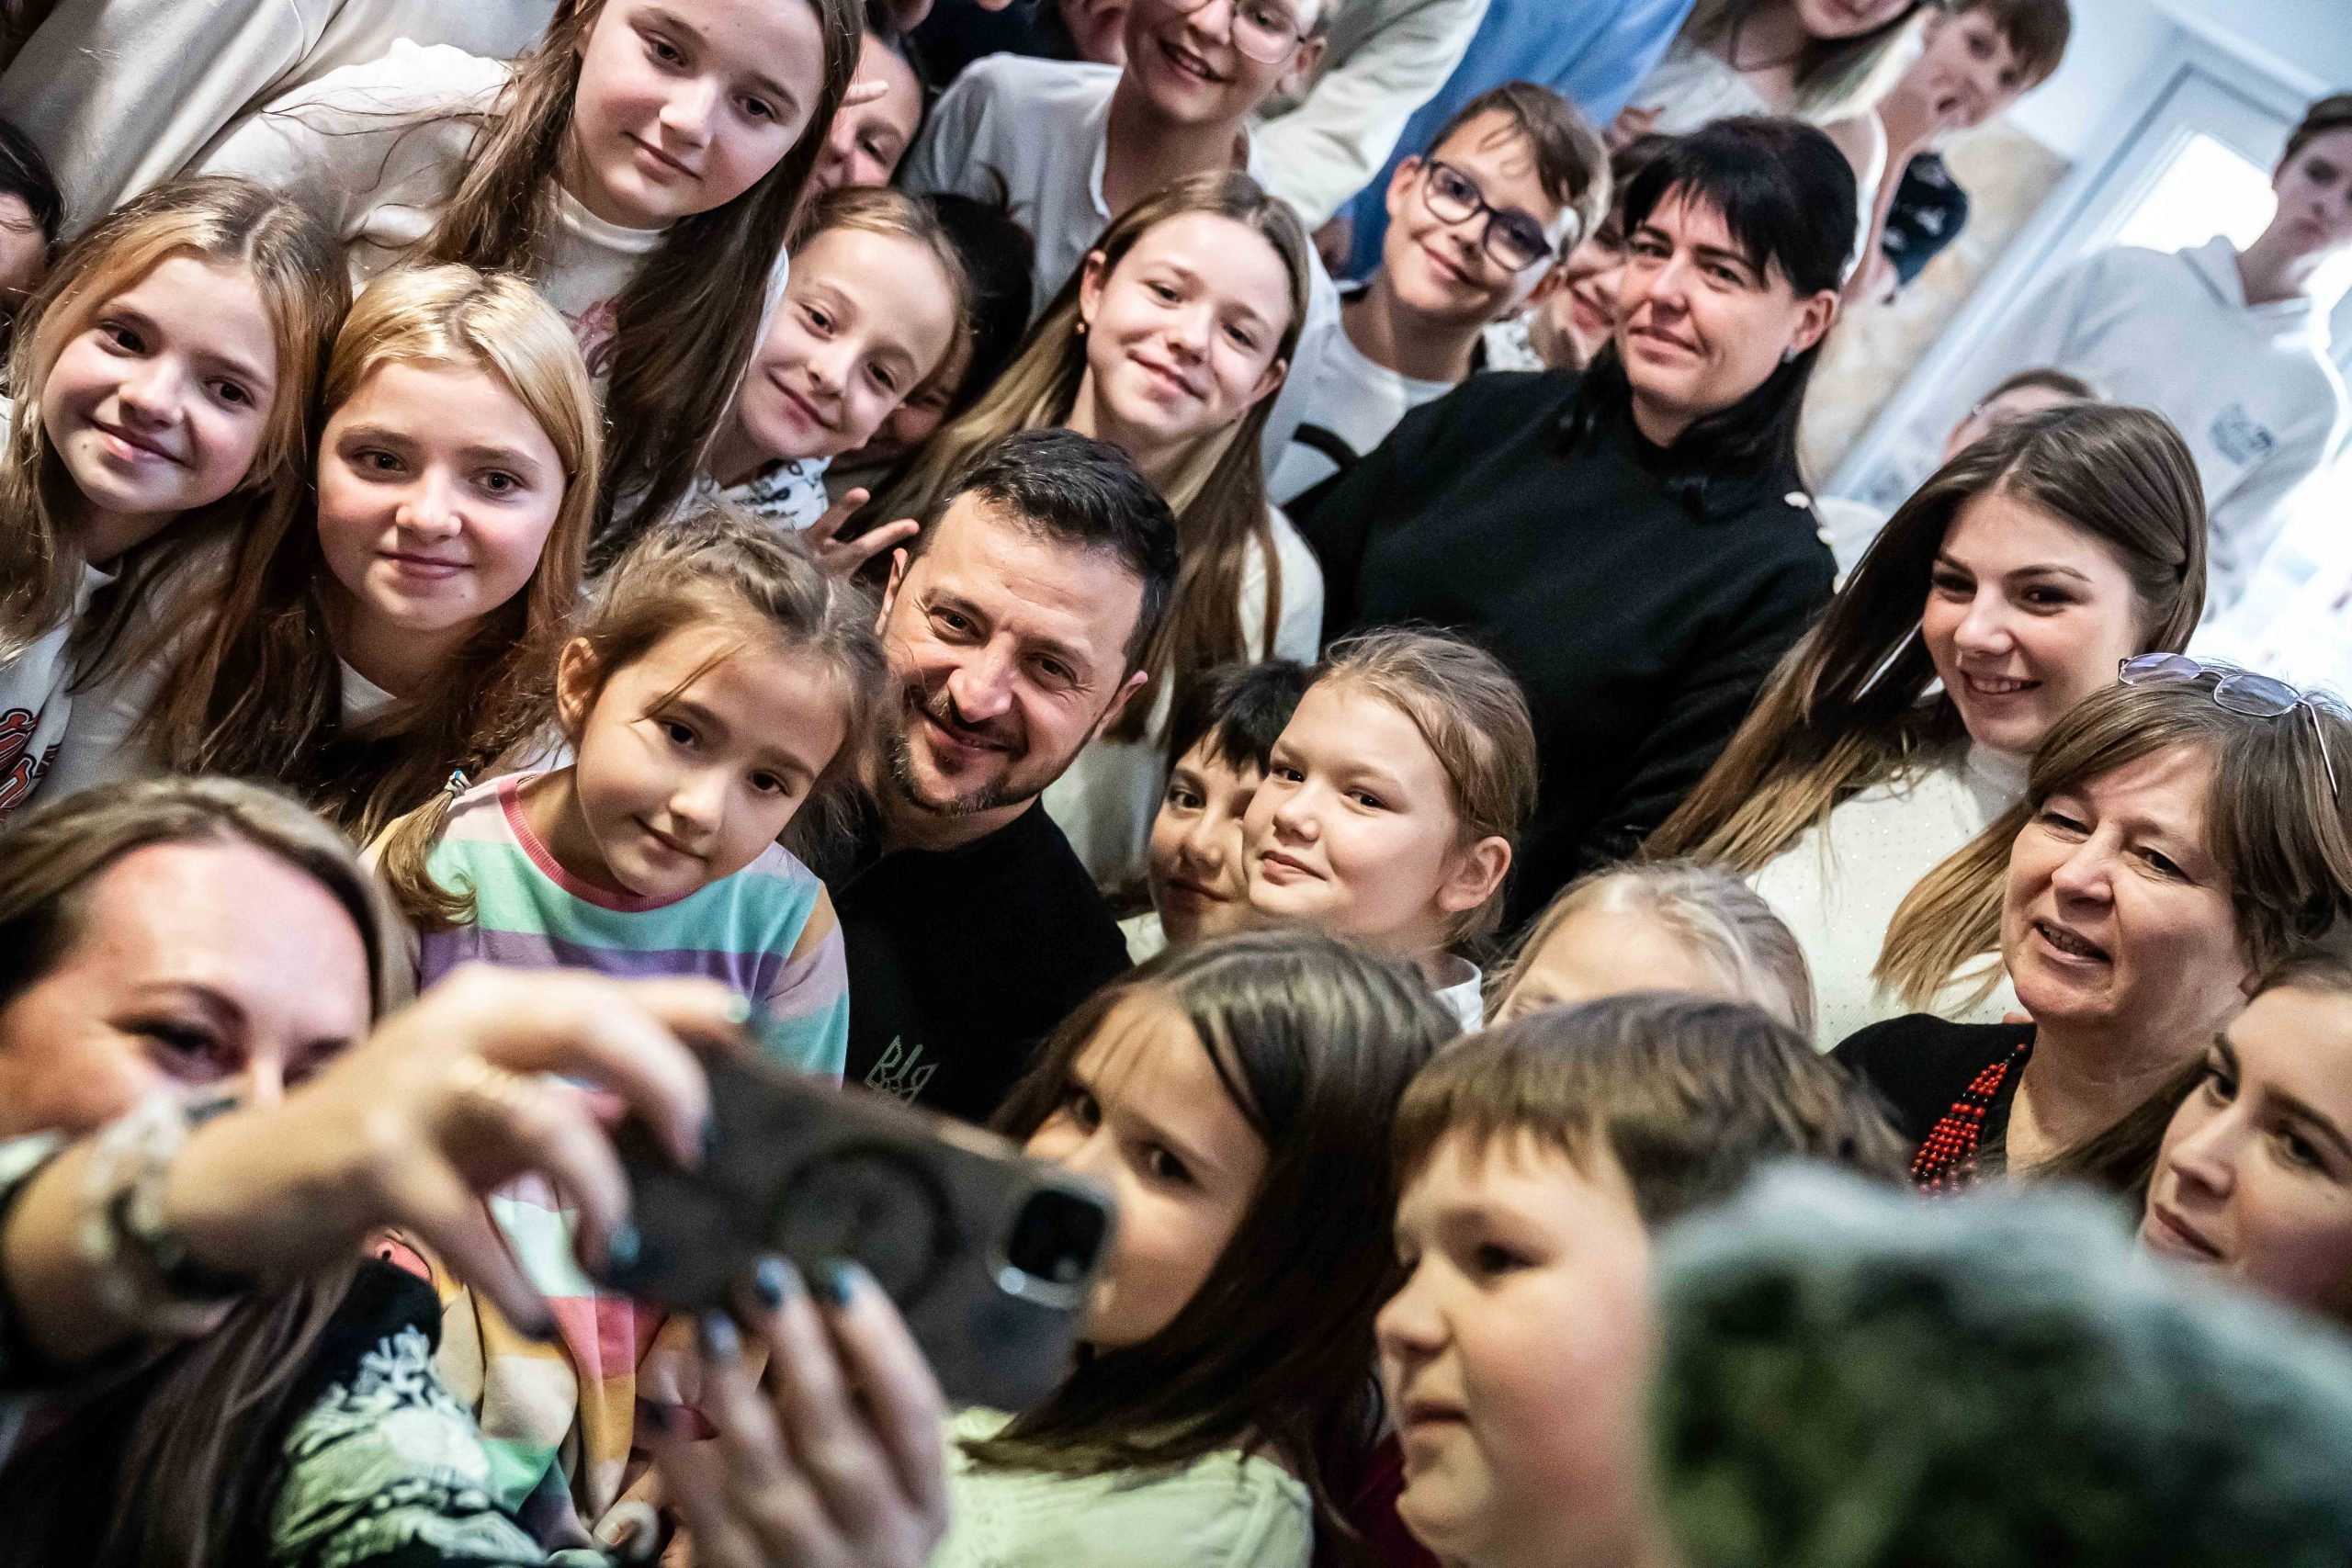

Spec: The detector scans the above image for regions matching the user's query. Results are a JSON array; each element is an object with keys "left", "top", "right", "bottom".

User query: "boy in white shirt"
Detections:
[{"left": 1273, "top": 82, "right": 1604, "bottom": 503}]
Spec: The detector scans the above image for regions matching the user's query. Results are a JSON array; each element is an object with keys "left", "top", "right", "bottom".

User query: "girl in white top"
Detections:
[
  {"left": 1244, "top": 627, "right": 1536, "bottom": 1032},
  {"left": 49, "top": 265, "right": 599, "bottom": 844},
  {"left": 875, "top": 171, "right": 1325, "bottom": 888},
  {"left": 201, "top": 0, "right": 862, "bottom": 549},
  {"left": 1649, "top": 403, "right": 2211, "bottom": 1047},
  {"left": 0, "top": 176, "right": 343, "bottom": 824},
  {"left": 954, "top": 926, "right": 1457, "bottom": 1568},
  {"left": 690, "top": 186, "right": 969, "bottom": 537}
]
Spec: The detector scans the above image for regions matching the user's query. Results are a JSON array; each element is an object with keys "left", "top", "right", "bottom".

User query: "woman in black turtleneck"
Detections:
[{"left": 1298, "top": 118, "right": 1854, "bottom": 928}]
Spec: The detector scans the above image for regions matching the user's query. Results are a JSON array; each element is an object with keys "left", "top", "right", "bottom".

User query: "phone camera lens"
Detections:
[{"left": 1005, "top": 1187, "right": 1108, "bottom": 1287}]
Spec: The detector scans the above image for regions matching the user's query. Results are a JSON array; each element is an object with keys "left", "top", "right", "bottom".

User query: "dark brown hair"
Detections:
[
  {"left": 1394, "top": 992, "right": 1907, "bottom": 1228},
  {"left": 1954, "top": 0, "right": 2073, "bottom": 90},
  {"left": 2283, "top": 93, "right": 2352, "bottom": 170},
  {"left": 1422, "top": 82, "right": 1611, "bottom": 250},
  {"left": 977, "top": 927, "right": 1457, "bottom": 1560}
]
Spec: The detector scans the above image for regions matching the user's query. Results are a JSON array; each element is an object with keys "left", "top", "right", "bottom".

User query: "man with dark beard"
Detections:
[{"left": 830, "top": 429, "right": 1179, "bottom": 1122}]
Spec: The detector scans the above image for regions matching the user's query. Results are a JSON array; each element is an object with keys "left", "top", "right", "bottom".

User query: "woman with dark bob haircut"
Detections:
[{"left": 1301, "top": 117, "right": 1856, "bottom": 925}]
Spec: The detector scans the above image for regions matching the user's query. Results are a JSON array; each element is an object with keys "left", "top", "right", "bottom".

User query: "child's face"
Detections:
[
  {"left": 1243, "top": 680, "right": 1485, "bottom": 962},
  {"left": 1025, "top": 989, "right": 1268, "bottom": 1348},
  {"left": 2268, "top": 127, "right": 2352, "bottom": 263},
  {"left": 40, "top": 254, "right": 280, "bottom": 563},
  {"left": 1493, "top": 905, "right": 1732, "bottom": 1025},
  {"left": 554, "top": 622, "right": 851, "bottom": 898},
  {"left": 1148, "top": 739, "right": 1262, "bottom": 944},
  {"left": 811, "top": 29, "right": 924, "bottom": 194},
  {"left": 1379, "top": 1131, "right": 1658, "bottom": 1568},
  {"left": 316, "top": 359, "right": 567, "bottom": 648},
  {"left": 1384, "top": 113, "right": 1572, "bottom": 327},
  {"left": 568, "top": 0, "right": 828, "bottom": 229},
  {"left": 0, "top": 193, "right": 49, "bottom": 324},
  {"left": 1120, "top": 0, "right": 1321, "bottom": 130},
  {"left": 1790, "top": 0, "right": 1915, "bottom": 41},
  {"left": 1074, "top": 213, "right": 1291, "bottom": 470},
  {"left": 1899, "top": 8, "right": 2032, "bottom": 134},
  {"left": 737, "top": 224, "right": 961, "bottom": 463}
]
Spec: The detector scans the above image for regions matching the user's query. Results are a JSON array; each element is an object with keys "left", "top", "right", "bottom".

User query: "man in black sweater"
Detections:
[{"left": 830, "top": 430, "right": 1179, "bottom": 1123}]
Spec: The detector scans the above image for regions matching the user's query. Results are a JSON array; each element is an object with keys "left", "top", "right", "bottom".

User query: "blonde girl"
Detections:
[
  {"left": 374, "top": 506, "right": 887, "bottom": 1540},
  {"left": 0, "top": 175, "right": 343, "bottom": 821},
  {"left": 876, "top": 171, "right": 1321, "bottom": 889},
  {"left": 49, "top": 264, "right": 599, "bottom": 842},
  {"left": 693, "top": 185, "right": 970, "bottom": 536},
  {"left": 203, "top": 0, "right": 862, "bottom": 548},
  {"left": 1648, "top": 404, "right": 2206, "bottom": 1044},
  {"left": 1243, "top": 626, "right": 1538, "bottom": 1029}
]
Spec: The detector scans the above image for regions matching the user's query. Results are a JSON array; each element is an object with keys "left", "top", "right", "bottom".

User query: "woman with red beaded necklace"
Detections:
[{"left": 1832, "top": 670, "right": 2352, "bottom": 1190}]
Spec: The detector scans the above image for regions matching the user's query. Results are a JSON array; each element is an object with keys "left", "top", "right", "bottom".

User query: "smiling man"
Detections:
[{"left": 828, "top": 428, "right": 1181, "bottom": 1122}]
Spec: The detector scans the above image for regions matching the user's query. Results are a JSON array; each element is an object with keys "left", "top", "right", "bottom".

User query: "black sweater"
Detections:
[{"left": 1298, "top": 370, "right": 1835, "bottom": 926}]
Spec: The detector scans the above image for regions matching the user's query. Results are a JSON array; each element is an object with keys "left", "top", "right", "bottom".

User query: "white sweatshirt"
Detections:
[
  {"left": 0, "top": 0, "right": 555, "bottom": 233},
  {"left": 1958, "top": 236, "right": 2349, "bottom": 617}
]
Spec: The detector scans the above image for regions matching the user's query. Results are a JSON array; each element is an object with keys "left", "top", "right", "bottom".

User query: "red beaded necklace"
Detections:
[{"left": 1910, "top": 1036, "right": 2035, "bottom": 1192}]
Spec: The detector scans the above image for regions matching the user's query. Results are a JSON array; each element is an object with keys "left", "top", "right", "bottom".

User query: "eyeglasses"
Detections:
[
  {"left": 1162, "top": 0, "right": 1312, "bottom": 65},
  {"left": 1418, "top": 160, "right": 1563, "bottom": 275},
  {"left": 2118, "top": 652, "right": 2340, "bottom": 801}
]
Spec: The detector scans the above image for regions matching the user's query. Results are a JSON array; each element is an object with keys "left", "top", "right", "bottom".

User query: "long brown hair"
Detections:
[
  {"left": 1649, "top": 404, "right": 2207, "bottom": 874},
  {"left": 1879, "top": 675, "right": 2352, "bottom": 1010},
  {"left": 377, "top": 504, "right": 888, "bottom": 928},
  {"left": 977, "top": 928, "right": 1456, "bottom": 1562},
  {"left": 0, "top": 775, "right": 395, "bottom": 1568},
  {"left": 130, "top": 265, "right": 599, "bottom": 843},
  {"left": 422, "top": 0, "right": 861, "bottom": 553},
  {"left": 874, "top": 171, "right": 1311, "bottom": 743},
  {"left": 1, "top": 177, "right": 345, "bottom": 662}
]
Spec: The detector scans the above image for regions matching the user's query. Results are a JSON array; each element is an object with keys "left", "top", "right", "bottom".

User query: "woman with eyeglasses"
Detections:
[
  {"left": 1648, "top": 403, "right": 2207, "bottom": 1047},
  {"left": 1833, "top": 671, "right": 2352, "bottom": 1190},
  {"left": 1298, "top": 117, "right": 1853, "bottom": 927}
]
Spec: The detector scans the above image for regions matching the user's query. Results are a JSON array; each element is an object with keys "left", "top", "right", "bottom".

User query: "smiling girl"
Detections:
[
  {"left": 0, "top": 176, "right": 343, "bottom": 821},
  {"left": 875, "top": 171, "right": 1319, "bottom": 888},
  {"left": 202, "top": 0, "right": 861, "bottom": 548},
  {"left": 48, "top": 265, "right": 597, "bottom": 840},
  {"left": 1651, "top": 404, "right": 2207, "bottom": 1045},
  {"left": 1243, "top": 627, "right": 1536, "bottom": 1029}
]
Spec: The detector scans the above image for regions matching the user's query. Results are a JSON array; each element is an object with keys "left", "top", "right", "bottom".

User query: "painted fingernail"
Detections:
[
  {"left": 754, "top": 1255, "right": 800, "bottom": 1310},
  {"left": 813, "top": 1258, "right": 858, "bottom": 1307},
  {"left": 605, "top": 1221, "right": 640, "bottom": 1273},
  {"left": 698, "top": 1310, "right": 740, "bottom": 1359}
]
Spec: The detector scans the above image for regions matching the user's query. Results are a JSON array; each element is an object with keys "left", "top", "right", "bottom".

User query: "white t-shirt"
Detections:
[
  {"left": 684, "top": 457, "right": 833, "bottom": 533},
  {"left": 1430, "top": 954, "right": 1484, "bottom": 1032},
  {"left": 1271, "top": 297, "right": 1455, "bottom": 504},
  {"left": 1748, "top": 743, "right": 2026, "bottom": 1051},
  {"left": 898, "top": 54, "right": 1340, "bottom": 475},
  {"left": 1628, "top": 36, "right": 1770, "bottom": 132},
  {"left": 202, "top": 39, "right": 765, "bottom": 384},
  {"left": 0, "top": 561, "right": 109, "bottom": 822},
  {"left": 1044, "top": 507, "right": 1324, "bottom": 888}
]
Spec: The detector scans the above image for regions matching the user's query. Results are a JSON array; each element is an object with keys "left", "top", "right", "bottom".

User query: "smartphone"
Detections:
[{"left": 599, "top": 1039, "right": 1115, "bottom": 1413}]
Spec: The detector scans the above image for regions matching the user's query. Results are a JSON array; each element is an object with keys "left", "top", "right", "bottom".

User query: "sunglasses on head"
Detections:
[{"left": 2117, "top": 652, "right": 2340, "bottom": 802}]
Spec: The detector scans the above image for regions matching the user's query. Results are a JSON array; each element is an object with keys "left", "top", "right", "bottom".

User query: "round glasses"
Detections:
[
  {"left": 1419, "top": 160, "right": 1563, "bottom": 275},
  {"left": 2118, "top": 652, "right": 2340, "bottom": 801},
  {"left": 1163, "top": 0, "right": 1312, "bottom": 65}
]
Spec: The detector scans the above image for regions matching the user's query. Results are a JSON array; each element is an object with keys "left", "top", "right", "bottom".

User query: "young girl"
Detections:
[
  {"left": 0, "top": 175, "right": 343, "bottom": 821},
  {"left": 690, "top": 186, "right": 969, "bottom": 532},
  {"left": 45, "top": 263, "right": 597, "bottom": 841},
  {"left": 1647, "top": 403, "right": 2206, "bottom": 1045},
  {"left": 877, "top": 171, "right": 1323, "bottom": 888},
  {"left": 1243, "top": 627, "right": 1538, "bottom": 1031},
  {"left": 201, "top": 0, "right": 863, "bottom": 547},
  {"left": 944, "top": 926, "right": 1457, "bottom": 1568},
  {"left": 374, "top": 505, "right": 886, "bottom": 1540}
]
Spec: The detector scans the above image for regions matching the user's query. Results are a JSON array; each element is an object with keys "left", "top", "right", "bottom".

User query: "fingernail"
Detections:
[
  {"left": 721, "top": 994, "right": 753, "bottom": 1026},
  {"left": 813, "top": 1258, "right": 859, "bottom": 1308},
  {"left": 698, "top": 1310, "right": 740, "bottom": 1359},
  {"left": 754, "top": 1255, "right": 800, "bottom": 1310},
  {"left": 605, "top": 1222, "right": 640, "bottom": 1273}
]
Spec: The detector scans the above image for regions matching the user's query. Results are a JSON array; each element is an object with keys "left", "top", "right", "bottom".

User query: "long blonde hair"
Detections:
[
  {"left": 1, "top": 176, "right": 346, "bottom": 662},
  {"left": 1878, "top": 676, "right": 2352, "bottom": 1010},
  {"left": 1648, "top": 405, "right": 2207, "bottom": 874},
  {"left": 422, "top": 0, "right": 861, "bottom": 553},
  {"left": 136, "top": 264, "right": 599, "bottom": 842},
  {"left": 875, "top": 171, "right": 1311, "bottom": 742}
]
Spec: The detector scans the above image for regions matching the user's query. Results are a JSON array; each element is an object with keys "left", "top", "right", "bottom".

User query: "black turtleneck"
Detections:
[{"left": 1296, "top": 368, "right": 1835, "bottom": 928}]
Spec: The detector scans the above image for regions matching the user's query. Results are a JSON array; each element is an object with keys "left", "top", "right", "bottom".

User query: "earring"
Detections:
[
  {"left": 1076, "top": 319, "right": 1089, "bottom": 336},
  {"left": 1781, "top": 344, "right": 1799, "bottom": 365}
]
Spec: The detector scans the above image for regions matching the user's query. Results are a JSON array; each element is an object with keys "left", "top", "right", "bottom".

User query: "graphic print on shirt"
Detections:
[
  {"left": 2211, "top": 403, "right": 2277, "bottom": 469},
  {"left": 565, "top": 298, "right": 620, "bottom": 379},
  {"left": 865, "top": 1037, "right": 938, "bottom": 1103},
  {"left": 0, "top": 707, "right": 53, "bottom": 818}
]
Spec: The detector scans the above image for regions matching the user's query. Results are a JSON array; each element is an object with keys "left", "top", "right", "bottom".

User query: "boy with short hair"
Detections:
[
  {"left": 1373, "top": 992, "right": 1905, "bottom": 1568},
  {"left": 1273, "top": 81, "right": 1607, "bottom": 502},
  {"left": 1120, "top": 658, "right": 1308, "bottom": 960}
]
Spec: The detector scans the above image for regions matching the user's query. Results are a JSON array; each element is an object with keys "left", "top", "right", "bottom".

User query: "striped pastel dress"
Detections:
[{"left": 411, "top": 772, "right": 850, "bottom": 1547}]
